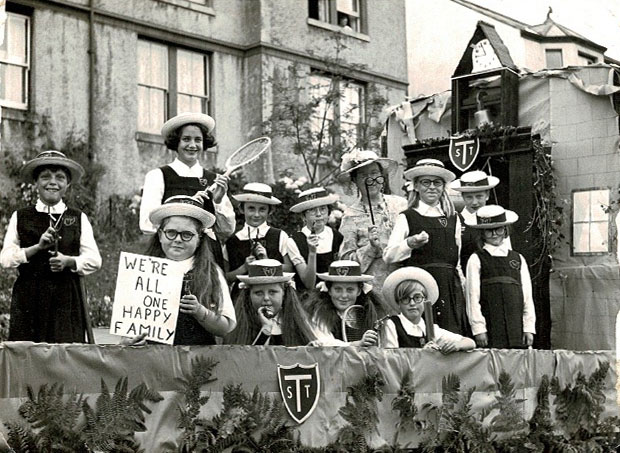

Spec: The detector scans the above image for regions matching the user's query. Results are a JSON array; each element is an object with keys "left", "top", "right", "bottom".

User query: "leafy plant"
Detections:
[
  {"left": 391, "top": 371, "right": 423, "bottom": 447},
  {"left": 487, "top": 371, "right": 527, "bottom": 434}
]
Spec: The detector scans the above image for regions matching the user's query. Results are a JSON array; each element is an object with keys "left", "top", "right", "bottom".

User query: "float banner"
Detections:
[{"left": 109, "top": 252, "right": 184, "bottom": 344}]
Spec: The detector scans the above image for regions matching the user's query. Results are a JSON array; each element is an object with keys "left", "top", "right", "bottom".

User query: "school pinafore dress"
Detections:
[
  {"left": 389, "top": 315, "right": 427, "bottom": 348},
  {"left": 290, "top": 228, "right": 343, "bottom": 290},
  {"left": 9, "top": 206, "right": 85, "bottom": 342},
  {"left": 475, "top": 249, "right": 524, "bottom": 349},
  {"left": 402, "top": 209, "right": 470, "bottom": 337}
]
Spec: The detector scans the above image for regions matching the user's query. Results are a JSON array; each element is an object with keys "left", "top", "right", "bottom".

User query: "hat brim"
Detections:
[
  {"left": 161, "top": 113, "right": 215, "bottom": 140},
  {"left": 290, "top": 195, "right": 339, "bottom": 213},
  {"left": 316, "top": 273, "right": 374, "bottom": 283},
  {"left": 237, "top": 273, "right": 294, "bottom": 285},
  {"left": 342, "top": 158, "right": 399, "bottom": 176},
  {"left": 382, "top": 267, "right": 439, "bottom": 312},
  {"left": 149, "top": 203, "right": 216, "bottom": 229},
  {"left": 232, "top": 194, "right": 282, "bottom": 205},
  {"left": 21, "top": 157, "right": 85, "bottom": 182},
  {"left": 450, "top": 176, "right": 499, "bottom": 192},
  {"left": 404, "top": 165, "right": 456, "bottom": 183},
  {"left": 465, "top": 210, "right": 519, "bottom": 228}
]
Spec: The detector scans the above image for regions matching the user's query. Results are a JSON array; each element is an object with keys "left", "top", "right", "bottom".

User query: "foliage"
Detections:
[
  {"left": 263, "top": 34, "right": 389, "bottom": 186},
  {"left": 5, "top": 377, "right": 162, "bottom": 453},
  {"left": 487, "top": 371, "right": 527, "bottom": 434},
  {"left": 390, "top": 371, "right": 422, "bottom": 448}
]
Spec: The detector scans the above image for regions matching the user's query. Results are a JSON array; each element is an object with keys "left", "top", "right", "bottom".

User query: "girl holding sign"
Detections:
[
  {"left": 0, "top": 151, "right": 102, "bottom": 343},
  {"left": 125, "top": 195, "right": 236, "bottom": 345},
  {"left": 225, "top": 259, "right": 315, "bottom": 346},
  {"left": 381, "top": 267, "right": 474, "bottom": 352}
]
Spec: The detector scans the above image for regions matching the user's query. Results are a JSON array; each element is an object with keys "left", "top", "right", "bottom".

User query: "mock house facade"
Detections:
[
  {"left": 0, "top": 0, "right": 408, "bottom": 199},
  {"left": 391, "top": 6, "right": 620, "bottom": 350}
]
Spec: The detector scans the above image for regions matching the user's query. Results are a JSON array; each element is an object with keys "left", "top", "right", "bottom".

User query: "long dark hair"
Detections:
[
  {"left": 165, "top": 122, "right": 217, "bottom": 150},
  {"left": 225, "top": 284, "right": 315, "bottom": 346},
  {"left": 145, "top": 216, "right": 223, "bottom": 312},
  {"left": 305, "top": 283, "right": 387, "bottom": 334}
]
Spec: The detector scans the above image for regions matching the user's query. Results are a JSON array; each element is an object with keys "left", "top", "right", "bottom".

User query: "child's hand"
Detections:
[
  {"left": 406, "top": 230, "right": 429, "bottom": 249},
  {"left": 38, "top": 227, "right": 56, "bottom": 250},
  {"left": 49, "top": 253, "right": 74, "bottom": 272},
  {"left": 474, "top": 333, "right": 488, "bottom": 347},
  {"left": 355, "top": 330, "right": 378, "bottom": 347},
  {"left": 434, "top": 336, "right": 459, "bottom": 354},
  {"left": 245, "top": 255, "right": 257, "bottom": 267},
  {"left": 120, "top": 333, "right": 148, "bottom": 346},
  {"left": 307, "top": 234, "right": 319, "bottom": 253},
  {"left": 257, "top": 306, "right": 276, "bottom": 333},
  {"left": 180, "top": 294, "right": 201, "bottom": 316},
  {"left": 252, "top": 243, "right": 267, "bottom": 259},
  {"left": 368, "top": 225, "right": 381, "bottom": 249},
  {"left": 522, "top": 332, "right": 534, "bottom": 347}
]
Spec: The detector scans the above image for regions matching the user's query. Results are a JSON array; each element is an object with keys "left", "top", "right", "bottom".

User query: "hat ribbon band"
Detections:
[
  {"left": 165, "top": 197, "right": 204, "bottom": 209},
  {"left": 248, "top": 264, "right": 283, "bottom": 277},
  {"left": 328, "top": 265, "right": 362, "bottom": 276},
  {"left": 478, "top": 213, "right": 506, "bottom": 224},
  {"left": 462, "top": 178, "right": 489, "bottom": 187},
  {"left": 299, "top": 189, "right": 329, "bottom": 203},
  {"left": 416, "top": 162, "right": 446, "bottom": 169},
  {"left": 243, "top": 189, "right": 273, "bottom": 198}
]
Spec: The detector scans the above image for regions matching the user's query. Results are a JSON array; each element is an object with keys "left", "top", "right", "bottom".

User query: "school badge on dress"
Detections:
[
  {"left": 277, "top": 363, "right": 320, "bottom": 424},
  {"left": 449, "top": 134, "right": 479, "bottom": 172},
  {"left": 438, "top": 217, "right": 448, "bottom": 228},
  {"left": 63, "top": 216, "right": 77, "bottom": 226},
  {"left": 509, "top": 260, "right": 521, "bottom": 270},
  {"left": 198, "top": 177, "right": 209, "bottom": 186}
]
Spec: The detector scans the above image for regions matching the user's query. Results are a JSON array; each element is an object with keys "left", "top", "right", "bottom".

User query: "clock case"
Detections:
[{"left": 451, "top": 21, "right": 520, "bottom": 133}]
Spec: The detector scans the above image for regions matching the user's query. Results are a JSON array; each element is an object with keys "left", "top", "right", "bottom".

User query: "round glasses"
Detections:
[
  {"left": 364, "top": 175, "right": 385, "bottom": 186},
  {"left": 482, "top": 227, "right": 507, "bottom": 238},
  {"left": 400, "top": 293, "right": 426, "bottom": 305},
  {"left": 418, "top": 178, "right": 445, "bottom": 188},
  {"left": 160, "top": 229, "right": 197, "bottom": 242}
]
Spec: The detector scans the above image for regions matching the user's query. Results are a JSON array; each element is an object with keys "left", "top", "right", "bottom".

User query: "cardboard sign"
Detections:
[{"left": 109, "top": 252, "right": 185, "bottom": 344}]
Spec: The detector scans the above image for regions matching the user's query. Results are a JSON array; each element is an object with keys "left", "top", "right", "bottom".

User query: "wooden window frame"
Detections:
[
  {"left": 570, "top": 187, "right": 612, "bottom": 256},
  {"left": 0, "top": 11, "right": 30, "bottom": 110}
]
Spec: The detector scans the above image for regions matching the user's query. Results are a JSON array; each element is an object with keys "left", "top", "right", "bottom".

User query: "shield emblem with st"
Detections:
[
  {"left": 277, "top": 363, "right": 320, "bottom": 424},
  {"left": 449, "top": 135, "right": 480, "bottom": 172},
  {"left": 198, "top": 178, "right": 209, "bottom": 186}
]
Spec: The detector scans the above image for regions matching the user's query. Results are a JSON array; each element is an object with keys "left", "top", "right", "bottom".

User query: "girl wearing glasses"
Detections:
[
  {"left": 338, "top": 150, "right": 407, "bottom": 291},
  {"left": 286, "top": 187, "right": 342, "bottom": 291},
  {"left": 384, "top": 158, "right": 470, "bottom": 337},
  {"left": 124, "top": 195, "right": 236, "bottom": 346},
  {"left": 464, "top": 205, "right": 535, "bottom": 349},
  {"left": 381, "top": 267, "right": 475, "bottom": 352}
]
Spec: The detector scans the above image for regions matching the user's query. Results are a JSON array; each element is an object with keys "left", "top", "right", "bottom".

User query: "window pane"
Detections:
[
  {"left": 590, "top": 189, "right": 609, "bottom": 222},
  {"left": 340, "top": 121, "right": 358, "bottom": 150},
  {"left": 342, "top": 82, "right": 362, "bottom": 123},
  {"left": 545, "top": 49, "right": 563, "bottom": 68},
  {"left": 572, "top": 191, "right": 590, "bottom": 222},
  {"left": 177, "top": 49, "right": 206, "bottom": 96},
  {"left": 573, "top": 223, "right": 589, "bottom": 253},
  {"left": 138, "top": 86, "right": 166, "bottom": 133},
  {"left": 138, "top": 40, "right": 167, "bottom": 88},
  {"left": 590, "top": 221, "right": 608, "bottom": 252},
  {"left": 0, "top": 64, "right": 24, "bottom": 103},
  {"left": 7, "top": 15, "right": 27, "bottom": 64}
]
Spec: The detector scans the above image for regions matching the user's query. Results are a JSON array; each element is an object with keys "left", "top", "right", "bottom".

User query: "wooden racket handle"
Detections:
[{"left": 424, "top": 301, "right": 435, "bottom": 341}]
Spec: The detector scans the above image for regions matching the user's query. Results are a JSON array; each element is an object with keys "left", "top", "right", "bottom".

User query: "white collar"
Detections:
[
  {"left": 237, "top": 222, "right": 270, "bottom": 239},
  {"left": 35, "top": 199, "right": 66, "bottom": 214},
  {"left": 302, "top": 225, "right": 332, "bottom": 238},
  {"left": 398, "top": 313, "right": 426, "bottom": 337},
  {"left": 169, "top": 157, "right": 203, "bottom": 174},
  {"left": 176, "top": 257, "right": 195, "bottom": 274},
  {"left": 460, "top": 208, "right": 477, "bottom": 222},
  {"left": 417, "top": 199, "right": 444, "bottom": 216},
  {"left": 483, "top": 241, "right": 511, "bottom": 256}
]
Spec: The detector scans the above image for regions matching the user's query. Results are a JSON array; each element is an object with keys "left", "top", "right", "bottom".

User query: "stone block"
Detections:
[
  {"left": 552, "top": 158, "right": 579, "bottom": 177},
  {"left": 578, "top": 154, "right": 608, "bottom": 175},
  {"left": 551, "top": 124, "right": 577, "bottom": 143},
  {"left": 567, "top": 173, "right": 594, "bottom": 190},
  {"left": 564, "top": 103, "right": 591, "bottom": 125},
  {"left": 592, "top": 136, "right": 619, "bottom": 155}
]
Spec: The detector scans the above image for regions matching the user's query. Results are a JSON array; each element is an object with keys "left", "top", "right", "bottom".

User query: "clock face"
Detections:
[{"left": 472, "top": 39, "right": 502, "bottom": 73}]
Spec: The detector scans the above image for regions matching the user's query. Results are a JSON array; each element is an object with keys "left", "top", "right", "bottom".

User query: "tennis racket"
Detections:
[
  {"left": 342, "top": 304, "right": 366, "bottom": 343},
  {"left": 205, "top": 137, "right": 271, "bottom": 194}
]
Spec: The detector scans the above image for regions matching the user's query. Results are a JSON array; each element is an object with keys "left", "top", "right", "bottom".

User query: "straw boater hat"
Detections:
[
  {"left": 161, "top": 112, "right": 215, "bottom": 141},
  {"left": 404, "top": 158, "right": 456, "bottom": 183},
  {"left": 21, "top": 150, "right": 85, "bottom": 183},
  {"left": 382, "top": 267, "right": 440, "bottom": 311},
  {"left": 289, "top": 187, "right": 339, "bottom": 213},
  {"left": 150, "top": 195, "right": 216, "bottom": 229},
  {"left": 237, "top": 259, "right": 294, "bottom": 285},
  {"left": 340, "top": 149, "right": 398, "bottom": 176},
  {"left": 232, "top": 183, "right": 282, "bottom": 205},
  {"left": 464, "top": 205, "right": 518, "bottom": 229},
  {"left": 450, "top": 170, "right": 499, "bottom": 193},
  {"left": 316, "top": 260, "right": 374, "bottom": 283}
]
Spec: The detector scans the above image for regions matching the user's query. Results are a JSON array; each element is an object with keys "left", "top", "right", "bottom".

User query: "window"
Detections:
[
  {"left": 137, "top": 39, "right": 210, "bottom": 135},
  {"left": 308, "top": 0, "right": 364, "bottom": 33},
  {"left": 0, "top": 12, "right": 30, "bottom": 109},
  {"left": 309, "top": 72, "right": 365, "bottom": 155},
  {"left": 572, "top": 189, "right": 610, "bottom": 255},
  {"left": 545, "top": 49, "right": 563, "bottom": 68},
  {"left": 578, "top": 51, "right": 597, "bottom": 65}
]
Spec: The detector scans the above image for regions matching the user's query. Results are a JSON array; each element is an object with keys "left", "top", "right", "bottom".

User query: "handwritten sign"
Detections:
[{"left": 109, "top": 252, "right": 184, "bottom": 344}]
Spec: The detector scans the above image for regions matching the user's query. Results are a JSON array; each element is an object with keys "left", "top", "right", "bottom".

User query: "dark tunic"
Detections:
[
  {"left": 254, "top": 332, "right": 284, "bottom": 345},
  {"left": 172, "top": 271, "right": 216, "bottom": 345},
  {"left": 476, "top": 249, "right": 525, "bottom": 349},
  {"left": 226, "top": 227, "right": 285, "bottom": 272},
  {"left": 458, "top": 212, "right": 478, "bottom": 275},
  {"left": 291, "top": 228, "right": 343, "bottom": 290},
  {"left": 402, "top": 209, "right": 470, "bottom": 337},
  {"left": 9, "top": 206, "right": 85, "bottom": 343},
  {"left": 389, "top": 315, "right": 427, "bottom": 348},
  {"left": 160, "top": 165, "right": 225, "bottom": 269}
]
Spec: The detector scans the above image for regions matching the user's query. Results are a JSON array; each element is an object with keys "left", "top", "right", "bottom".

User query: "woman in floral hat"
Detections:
[
  {"left": 338, "top": 150, "right": 407, "bottom": 291},
  {"left": 0, "top": 151, "right": 102, "bottom": 342}
]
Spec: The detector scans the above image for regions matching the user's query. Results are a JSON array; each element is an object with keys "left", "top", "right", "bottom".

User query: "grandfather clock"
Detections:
[{"left": 451, "top": 21, "right": 520, "bottom": 133}]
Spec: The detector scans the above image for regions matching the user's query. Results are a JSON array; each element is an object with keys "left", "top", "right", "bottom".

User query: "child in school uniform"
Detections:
[
  {"left": 305, "top": 260, "right": 387, "bottom": 347},
  {"left": 224, "top": 183, "right": 292, "bottom": 284},
  {"left": 286, "top": 187, "right": 342, "bottom": 291},
  {"left": 464, "top": 205, "right": 535, "bottom": 349},
  {"left": 0, "top": 151, "right": 102, "bottom": 343},
  {"left": 381, "top": 267, "right": 475, "bottom": 352},
  {"left": 225, "top": 259, "right": 316, "bottom": 346}
]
